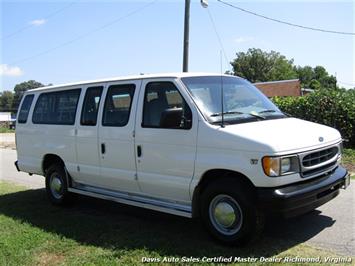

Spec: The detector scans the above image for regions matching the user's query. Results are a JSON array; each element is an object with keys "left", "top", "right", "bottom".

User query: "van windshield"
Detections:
[{"left": 181, "top": 76, "right": 286, "bottom": 125}]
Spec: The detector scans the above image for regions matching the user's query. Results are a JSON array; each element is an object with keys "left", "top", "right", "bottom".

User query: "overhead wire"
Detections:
[
  {"left": 338, "top": 81, "right": 355, "bottom": 87},
  {"left": 217, "top": 0, "right": 355, "bottom": 36},
  {"left": 205, "top": 7, "right": 230, "bottom": 67},
  {"left": 9, "top": 0, "right": 158, "bottom": 65},
  {"left": 1, "top": 1, "right": 78, "bottom": 40}
]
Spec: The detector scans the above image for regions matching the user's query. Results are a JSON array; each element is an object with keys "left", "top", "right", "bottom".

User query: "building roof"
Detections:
[
  {"left": 253, "top": 79, "right": 300, "bottom": 85},
  {"left": 254, "top": 79, "right": 301, "bottom": 97}
]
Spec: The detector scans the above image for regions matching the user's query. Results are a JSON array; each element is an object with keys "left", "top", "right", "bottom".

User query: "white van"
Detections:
[{"left": 15, "top": 73, "right": 350, "bottom": 244}]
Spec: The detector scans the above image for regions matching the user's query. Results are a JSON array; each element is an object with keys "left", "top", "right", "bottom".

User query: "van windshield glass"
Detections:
[{"left": 181, "top": 76, "right": 286, "bottom": 124}]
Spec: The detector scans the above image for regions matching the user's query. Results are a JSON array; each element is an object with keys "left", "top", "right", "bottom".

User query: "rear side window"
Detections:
[
  {"left": 32, "top": 89, "right": 81, "bottom": 125},
  {"left": 17, "top": 94, "right": 34, "bottom": 123},
  {"left": 102, "top": 84, "right": 135, "bottom": 127},
  {"left": 81, "top": 86, "right": 103, "bottom": 126}
]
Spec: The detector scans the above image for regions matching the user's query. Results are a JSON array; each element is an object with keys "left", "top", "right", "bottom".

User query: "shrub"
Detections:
[{"left": 272, "top": 88, "right": 355, "bottom": 148}]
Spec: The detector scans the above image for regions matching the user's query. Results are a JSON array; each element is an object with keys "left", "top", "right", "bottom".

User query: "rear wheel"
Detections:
[
  {"left": 45, "top": 164, "right": 73, "bottom": 205},
  {"left": 201, "top": 179, "right": 264, "bottom": 245}
]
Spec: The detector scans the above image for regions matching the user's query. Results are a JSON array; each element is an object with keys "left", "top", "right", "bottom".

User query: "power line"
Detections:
[
  {"left": 338, "top": 81, "right": 355, "bottom": 87},
  {"left": 205, "top": 8, "right": 230, "bottom": 66},
  {"left": 9, "top": 1, "right": 158, "bottom": 65},
  {"left": 217, "top": 0, "right": 355, "bottom": 36},
  {"left": 1, "top": 1, "right": 78, "bottom": 40}
]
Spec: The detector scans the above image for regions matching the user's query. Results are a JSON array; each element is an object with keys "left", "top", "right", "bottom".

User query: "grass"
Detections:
[
  {"left": 342, "top": 148, "right": 355, "bottom": 179},
  {"left": 0, "top": 182, "right": 350, "bottom": 266},
  {"left": 0, "top": 127, "right": 15, "bottom": 133}
]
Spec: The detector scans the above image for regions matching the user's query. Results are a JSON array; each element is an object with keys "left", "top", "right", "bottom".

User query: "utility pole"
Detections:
[
  {"left": 182, "top": 0, "right": 208, "bottom": 72},
  {"left": 183, "top": 0, "right": 190, "bottom": 72}
]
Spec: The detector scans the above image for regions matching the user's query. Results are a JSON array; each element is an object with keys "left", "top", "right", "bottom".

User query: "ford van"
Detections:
[{"left": 15, "top": 73, "right": 350, "bottom": 244}]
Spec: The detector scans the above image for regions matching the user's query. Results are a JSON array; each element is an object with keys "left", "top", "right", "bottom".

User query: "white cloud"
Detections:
[
  {"left": 29, "top": 19, "right": 46, "bottom": 26},
  {"left": 234, "top": 36, "right": 254, "bottom": 44},
  {"left": 0, "top": 64, "right": 24, "bottom": 77}
]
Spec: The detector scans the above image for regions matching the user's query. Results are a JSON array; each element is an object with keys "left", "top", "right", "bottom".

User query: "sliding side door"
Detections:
[{"left": 98, "top": 80, "right": 141, "bottom": 193}]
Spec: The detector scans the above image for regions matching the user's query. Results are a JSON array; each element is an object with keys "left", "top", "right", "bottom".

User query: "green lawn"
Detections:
[
  {"left": 0, "top": 127, "right": 15, "bottom": 133},
  {"left": 0, "top": 182, "right": 348, "bottom": 266}
]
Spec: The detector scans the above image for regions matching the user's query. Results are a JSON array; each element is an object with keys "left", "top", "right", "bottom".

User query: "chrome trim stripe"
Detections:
[
  {"left": 299, "top": 144, "right": 340, "bottom": 170},
  {"left": 301, "top": 162, "right": 339, "bottom": 179},
  {"left": 68, "top": 184, "right": 192, "bottom": 218}
]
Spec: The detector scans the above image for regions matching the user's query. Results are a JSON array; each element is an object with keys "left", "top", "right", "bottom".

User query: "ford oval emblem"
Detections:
[{"left": 319, "top": 137, "right": 324, "bottom": 142}]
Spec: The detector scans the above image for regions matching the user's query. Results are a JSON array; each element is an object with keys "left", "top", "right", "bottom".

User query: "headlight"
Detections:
[{"left": 262, "top": 156, "right": 299, "bottom": 177}]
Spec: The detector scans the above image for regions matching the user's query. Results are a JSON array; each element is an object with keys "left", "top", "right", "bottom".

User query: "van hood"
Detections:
[{"left": 221, "top": 117, "right": 341, "bottom": 153}]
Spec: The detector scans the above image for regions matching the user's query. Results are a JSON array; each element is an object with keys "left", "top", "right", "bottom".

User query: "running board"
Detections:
[{"left": 68, "top": 185, "right": 192, "bottom": 218}]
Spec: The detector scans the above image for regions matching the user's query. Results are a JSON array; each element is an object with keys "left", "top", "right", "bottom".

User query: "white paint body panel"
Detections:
[
  {"left": 15, "top": 73, "right": 343, "bottom": 217},
  {"left": 134, "top": 78, "right": 198, "bottom": 203},
  {"left": 97, "top": 80, "right": 142, "bottom": 192},
  {"left": 72, "top": 83, "right": 105, "bottom": 185}
]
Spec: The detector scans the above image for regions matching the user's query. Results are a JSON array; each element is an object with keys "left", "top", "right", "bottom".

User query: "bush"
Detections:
[{"left": 272, "top": 88, "right": 355, "bottom": 148}]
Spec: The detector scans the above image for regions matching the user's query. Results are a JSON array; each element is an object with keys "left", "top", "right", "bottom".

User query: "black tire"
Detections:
[
  {"left": 45, "top": 163, "right": 74, "bottom": 206},
  {"left": 200, "top": 178, "right": 264, "bottom": 245}
]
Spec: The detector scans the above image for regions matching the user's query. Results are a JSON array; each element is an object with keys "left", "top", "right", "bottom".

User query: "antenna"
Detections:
[{"left": 220, "top": 50, "right": 225, "bottom": 128}]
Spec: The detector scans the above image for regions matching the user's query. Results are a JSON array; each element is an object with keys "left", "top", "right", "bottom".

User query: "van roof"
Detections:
[{"left": 29, "top": 72, "right": 235, "bottom": 92}]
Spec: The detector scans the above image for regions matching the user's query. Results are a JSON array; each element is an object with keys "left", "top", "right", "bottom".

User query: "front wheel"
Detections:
[{"left": 200, "top": 179, "right": 264, "bottom": 245}]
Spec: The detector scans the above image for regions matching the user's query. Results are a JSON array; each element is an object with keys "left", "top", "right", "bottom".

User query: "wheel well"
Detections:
[
  {"left": 42, "top": 154, "right": 65, "bottom": 175},
  {"left": 192, "top": 169, "right": 256, "bottom": 218}
]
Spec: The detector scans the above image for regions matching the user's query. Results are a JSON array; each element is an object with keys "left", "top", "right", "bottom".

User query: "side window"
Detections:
[
  {"left": 17, "top": 94, "right": 34, "bottom": 123},
  {"left": 32, "top": 89, "right": 81, "bottom": 125},
  {"left": 81, "top": 86, "right": 103, "bottom": 126},
  {"left": 142, "top": 82, "right": 192, "bottom": 129},
  {"left": 102, "top": 84, "right": 135, "bottom": 127}
]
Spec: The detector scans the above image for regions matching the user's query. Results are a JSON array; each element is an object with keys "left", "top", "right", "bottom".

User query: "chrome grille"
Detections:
[
  {"left": 299, "top": 144, "right": 340, "bottom": 179},
  {"left": 302, "top": 147, "right": 338, "bottom": 167}
]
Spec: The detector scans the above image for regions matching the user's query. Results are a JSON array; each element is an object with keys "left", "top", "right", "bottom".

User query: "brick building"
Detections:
[{"left": 254, "top": 79, "right": 301, "bottom": 97}]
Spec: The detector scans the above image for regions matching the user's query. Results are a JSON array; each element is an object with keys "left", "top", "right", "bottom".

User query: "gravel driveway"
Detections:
[
  {"left": 0, "top": 145, "right": 354, "bottom": 256},
  {"left": 0, "top": 133, "right": 16, "bottom": 149}
]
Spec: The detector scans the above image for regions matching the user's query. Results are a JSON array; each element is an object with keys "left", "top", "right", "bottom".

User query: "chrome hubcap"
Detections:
[
  {"left": 50, "top": 173, "right": 63, "bottom": 199},
  {"left": 209, "top": 194, "right": 243, "bottom": 235}
]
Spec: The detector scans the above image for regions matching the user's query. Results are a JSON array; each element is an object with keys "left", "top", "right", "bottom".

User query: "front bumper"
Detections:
[{"left": 257, "top": 166, "right": 349, "bottom": 217}]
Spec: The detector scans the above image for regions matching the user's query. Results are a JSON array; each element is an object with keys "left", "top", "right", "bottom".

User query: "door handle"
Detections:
[
  {"left": 137, "top": 145, "right": 142, "bottom": 157},
  {"left": 101, "top": 143, "right": 106, "bottom": 154}
]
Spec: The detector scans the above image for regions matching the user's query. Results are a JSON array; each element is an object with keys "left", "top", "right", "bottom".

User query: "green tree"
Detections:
[
  {"left": 0, "top": 91, "right": 14, "bottom": 111},
  {"left": 294, "top": 65, "right": 313, "bottom": 87},
  {"left": 12, "top": 80, "right": 45, "bottom": 110},
  {"left": 230, "top": 48, "right": 297, "bottom": 82},
  {"left": 294, "top": 65, "right": 337, "bottom": 89}
]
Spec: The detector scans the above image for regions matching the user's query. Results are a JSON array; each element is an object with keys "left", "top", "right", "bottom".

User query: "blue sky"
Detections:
[{"left": 1, "top": 0, "right": 354, "bottom": 91}]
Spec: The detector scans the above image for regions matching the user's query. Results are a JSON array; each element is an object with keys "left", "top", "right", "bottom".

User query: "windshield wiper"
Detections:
[
  {"left": 210, "top": 111, "right": 244, "bottom": 117},
  {"left": 258, "top": 109, "right": 276, "bottom": 114},
  {"left": 210, "top": 111, "right": 265, "bottom": 120},
  {"left": 259, "top": 109, "right": 290, "bottom": 117}
]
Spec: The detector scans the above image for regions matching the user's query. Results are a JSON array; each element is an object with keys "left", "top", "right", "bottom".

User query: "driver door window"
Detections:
[{"left": 142, "top": 82, "right": 192, "bottom": 129}]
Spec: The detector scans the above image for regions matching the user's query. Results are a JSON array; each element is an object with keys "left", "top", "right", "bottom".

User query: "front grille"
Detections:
[
  {"left": 302, "top": 147, "right": 338, "bottom": 167},
  {"left": 300, "top": 145, "right": 340, "bottom": 178},
  {"left": 302, "top": 161, "right": 337, "bottom": 177}
]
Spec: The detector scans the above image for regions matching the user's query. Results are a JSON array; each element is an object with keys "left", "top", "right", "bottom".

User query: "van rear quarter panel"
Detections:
[
  {"left": 16, "top": 91, "right": 78, "bottom": 176},
  {"left": 17, "top": 124, "right": 77, "bottom": 175}
]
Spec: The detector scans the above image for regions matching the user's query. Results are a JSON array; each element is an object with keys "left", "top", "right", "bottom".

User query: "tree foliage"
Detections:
[
  {"left": 294, "top": 65, "right": 337, "bottom": 89},
  {"left": 230, "top": 48, "right": 337, "bottom": 89},
  {"left": 230, "top": 48, "right": 297, "bottom": 82},
  {"left": 272, "top": 88, "right": 355, "bottom": 148},
  {"left": 0, "top": 80, "right": 45, "bottom": 113},
  {"left": 12, "top": 80, "right": 45, "bottom": 110},
  {"left": 0, "top": 91, "right": 14, "bottom": 111}
]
